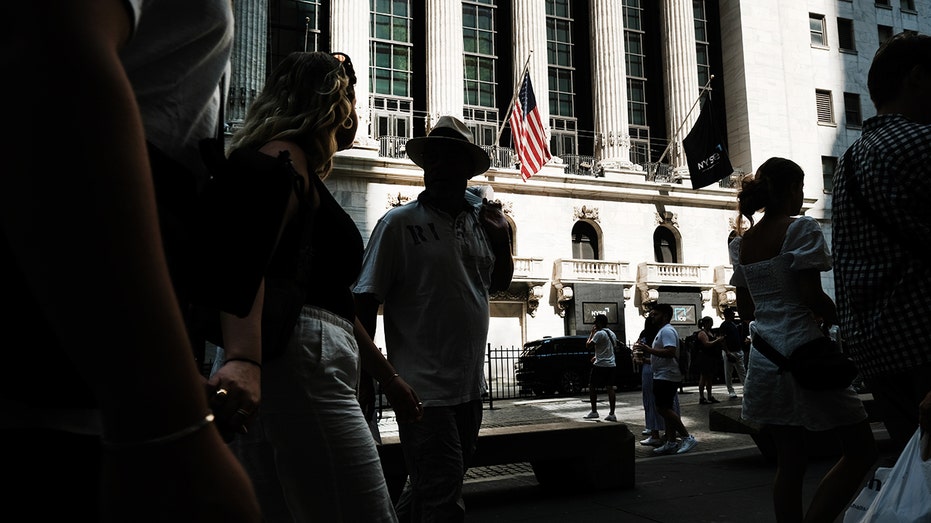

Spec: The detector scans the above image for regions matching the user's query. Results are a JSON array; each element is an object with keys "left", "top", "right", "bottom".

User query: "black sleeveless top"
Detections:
[{"left": 267, "top": 171, "right": 362, "bottom": 323}]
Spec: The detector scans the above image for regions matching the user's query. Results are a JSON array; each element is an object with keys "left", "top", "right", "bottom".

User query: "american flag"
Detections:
[{"left": 509, "top": 71, "right": 551, "bottom": 181}]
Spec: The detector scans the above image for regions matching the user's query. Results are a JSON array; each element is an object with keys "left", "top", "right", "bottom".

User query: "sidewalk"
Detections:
[{"left": 376, "top": 385, "right": 897, "bottom": 523}]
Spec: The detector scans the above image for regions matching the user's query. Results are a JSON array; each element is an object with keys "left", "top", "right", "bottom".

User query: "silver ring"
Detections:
[{"left": 215, "top": 388, "right": 229, "bottom": 398}]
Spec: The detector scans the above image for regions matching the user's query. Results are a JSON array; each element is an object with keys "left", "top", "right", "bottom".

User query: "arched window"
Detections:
[
  {"left": 571, "top": 221, "right": 599, "bottom": 259},
  {"left": 653, "top": 227, "right": 678, "bottom": 263}
]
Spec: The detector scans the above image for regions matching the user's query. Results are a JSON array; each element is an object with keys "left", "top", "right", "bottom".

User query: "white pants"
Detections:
[{"left": 227, "top": 306, "right": 398, "bottom": 523}]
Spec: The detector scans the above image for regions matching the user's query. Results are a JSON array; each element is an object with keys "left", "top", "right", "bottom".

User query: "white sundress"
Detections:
[{"left": 729, "top": 216, "right": 866, "bottom": 431}]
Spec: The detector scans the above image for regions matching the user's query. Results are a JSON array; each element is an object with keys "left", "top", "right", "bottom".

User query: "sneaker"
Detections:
[
  {"left": 642, "top": 429, "right": 652, "bottom": 436},
  {"left": 583, "top": 411, "right": 599, "bottom": 419},
  {"left": 708, "top": 396, "right": 721, "bottom": 404},
  {"left": 728, "top": 392, "right": 738, "bottom": 399},
  {"left": 604, "top": 414, "right": 617, "bottom": 422},
  {"left": 653, "top": 440, "right": 679, "bottom": 455},
  {"left": 677, "top": 435, "right": 698, "bottom": 454},
  {"left": 640, "top": 436, "right": 663, "bottom": 446},
  {"left": 699, "top": 398, "right": 710, "bottom": 405}
]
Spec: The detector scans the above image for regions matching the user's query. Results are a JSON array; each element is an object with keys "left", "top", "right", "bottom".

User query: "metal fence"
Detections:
[
  {"left": 483, "top": 344, "right": 530, "bottom": 407},
  {"left": 374, "top": 344, "right": 530, "bottom": 417}
]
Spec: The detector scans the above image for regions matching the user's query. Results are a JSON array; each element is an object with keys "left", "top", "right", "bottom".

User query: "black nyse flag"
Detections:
[{"left": 683, "top": 98, "right": 733, "bottom": 190}]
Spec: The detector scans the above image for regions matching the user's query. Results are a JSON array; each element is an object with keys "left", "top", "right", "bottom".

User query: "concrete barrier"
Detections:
[{"left": 377, "top": 421, "right": 636, "bottom": 500}]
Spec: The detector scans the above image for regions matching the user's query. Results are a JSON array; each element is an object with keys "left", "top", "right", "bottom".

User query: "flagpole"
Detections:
[
  {"left": 653, "top": 74, "right": 715, "bottom": 170},
  {"left": 495, "top": 51, "right": 534, "bottom": 146}
]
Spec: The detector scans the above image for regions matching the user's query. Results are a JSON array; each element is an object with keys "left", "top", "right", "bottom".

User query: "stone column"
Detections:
[
  {"left": 425, "top": 0, "right": 464, "bottom": 130},
  {"left": 331, "top": 0, "right": 375, "bottom": 147},
  {"left": 511, "top": 0, "right": 550, "bottom": 138},
  {"left": 659, "top": 0, "right": 700, "bottom": 174},
  {"left": 227, "top": 0, "right": 267, "bottom": 128},
  {"left": 590, "top": 0, "right": 631, "bottom": 169}
]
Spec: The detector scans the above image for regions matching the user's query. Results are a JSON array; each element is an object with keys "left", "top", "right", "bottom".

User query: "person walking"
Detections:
[
  {"left": 696, "top": 316, "right": 725, "bottom": 404},
  {"left": 730, "top": 156, "right": 876, "bottom": 522},
  {"left": 832, "top": 31, "right": 931, "bottom": 456},
  {"left": 354, "top": 115, "right": 514, "bottom": 522},
  {"left": 208, "top": 51, "right": 422, "bottom": 523},
  {"left": 640, "top": 304, "right": 699, "bottom": 455},
  {"left": 632, "top": 318, "right": 681, "bottom": 446},
  {"left": 583, "top": 314, "right": 619, "bottom": 422},
  {"left": 720, "top": 308, "right": 747, "bottom": 399}
]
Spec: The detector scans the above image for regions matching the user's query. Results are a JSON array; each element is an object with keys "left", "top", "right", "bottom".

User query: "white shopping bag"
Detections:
[{"left": 843, "top": 429, "right": 931, "bottom": 523}]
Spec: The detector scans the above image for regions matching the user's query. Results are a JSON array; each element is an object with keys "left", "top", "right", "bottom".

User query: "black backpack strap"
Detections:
[{"left": 751, "top": 333, "right": 791, "bottom": 373}]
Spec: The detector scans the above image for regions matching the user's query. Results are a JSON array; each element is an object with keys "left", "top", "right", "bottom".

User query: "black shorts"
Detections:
[
  {"left": 589, "top": 365, "right": 617, "bottom": 388},
  {"left": 652, "top": 379, "right": 680, "bottom": 410}
]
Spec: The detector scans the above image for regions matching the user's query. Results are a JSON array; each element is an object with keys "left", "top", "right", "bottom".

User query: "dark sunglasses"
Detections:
[{"left": 330, "top": 52, "right": 356, "bottom": 85}]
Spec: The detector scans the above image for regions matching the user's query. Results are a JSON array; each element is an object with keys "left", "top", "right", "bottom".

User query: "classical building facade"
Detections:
[{"left": 226, "top": 0, "right": 929, "bottom": 350}]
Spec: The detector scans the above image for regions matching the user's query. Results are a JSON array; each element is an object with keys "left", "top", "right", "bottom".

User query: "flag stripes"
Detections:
[{"left": 509, "top": 72, "right": 551, "bottom": 181}]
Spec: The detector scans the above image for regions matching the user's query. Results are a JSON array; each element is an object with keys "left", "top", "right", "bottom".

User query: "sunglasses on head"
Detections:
[{"left": 330, "top": 52, "right": 356, "bottom": 85}]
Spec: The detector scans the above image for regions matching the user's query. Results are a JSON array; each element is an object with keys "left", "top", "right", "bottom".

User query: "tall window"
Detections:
[
  {"left": 546, "top": 0, "right": 577, "bottom": 157},
  {"left": 816, "top": 90, "right": 834, "bottom": 125},
  {"left": 463, "top": 1, "right": 499, "bottom": 146},
  {"left": 810, "top": 14, "right": 827, "bottom": 47},
  {"left": 875, "top": 0, "right": 891, "bottom": 7},
  {"left": 878, "top": 24, "right": 894, "bottom": 46},
  {"left": 653, "top": 227, "right": 678, "bottom": 263},
  {"left": 902, "top": 0, "right": 916, "bottom": 11},
  {"left": 370, "top": 0, "right": 413, "bottom": 139},
  {"left": 571, "top": 222, "right": 599, "bottom": 260},
  {"left": 844, "top": 92, "right": 862, "bottom": 127},
  {"left": 838, "top": 18, "right": 856, "bottom": 52},
  {"left": 694, "top": 0, "right": 711, "bottom": 88},
  {"left": 821, "top": 156, "right": 837, "bottom": 193},
  {"left": 624, "top": 0, "right": 649, "bottom": 163}
]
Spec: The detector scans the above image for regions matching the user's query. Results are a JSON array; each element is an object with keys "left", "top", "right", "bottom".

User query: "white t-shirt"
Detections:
[
  {"left": 122, "top": 0, "right": 234, "bottom": 177},
  {"left": 651, "top": 324, "right": 682, "bottom": 382},
  {"left": 591, "top": 329, "right": 616, "bottom": 367},
  {"left": 353, "top": 194, "right": 497, "bottom": 407}
]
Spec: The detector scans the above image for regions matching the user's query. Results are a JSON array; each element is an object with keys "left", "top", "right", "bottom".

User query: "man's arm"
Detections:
[{"left": 479, "top": 200, "right": 514, "bottom": 292}]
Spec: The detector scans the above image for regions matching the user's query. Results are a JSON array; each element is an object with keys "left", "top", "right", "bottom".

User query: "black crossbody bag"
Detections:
[{"left": 752, "top": 333, "right": 857, "bottom": 391}]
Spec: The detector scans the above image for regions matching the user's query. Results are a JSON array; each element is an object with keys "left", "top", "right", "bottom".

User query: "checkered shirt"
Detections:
[{"left": 832, "top": 114, "right": 931, "bottom": 378}]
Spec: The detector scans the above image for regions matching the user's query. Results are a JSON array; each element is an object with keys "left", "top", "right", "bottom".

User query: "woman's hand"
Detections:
[
  {"left": 383, "top": 376, "right": 423, "bottom": 424},
  {"left": 205, "top": 360, "right": 261, "bottom": 440}
]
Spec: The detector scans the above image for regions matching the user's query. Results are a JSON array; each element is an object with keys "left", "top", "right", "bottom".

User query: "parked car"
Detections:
[{"left": 515, "top": 335, "right": 640, "bottom": 397}]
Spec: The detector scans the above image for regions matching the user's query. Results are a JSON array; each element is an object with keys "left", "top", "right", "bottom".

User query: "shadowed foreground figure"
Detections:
[
  {"left": 731, "top": 157, "right": 876, "bottom": 522},
  {"left": 832, "top": 31, "right": 931, "bottom": 459}
]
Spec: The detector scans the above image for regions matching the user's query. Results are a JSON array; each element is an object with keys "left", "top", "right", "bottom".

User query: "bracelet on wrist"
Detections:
[
  {"left": 223, "top": 357, "right": 262, "bottom": 370},
  {"left": 381, "top": 373, "right": 400, "bottom": 389},
  {"left": 102, "top": 412, "right": 215, "bottom": 450}
]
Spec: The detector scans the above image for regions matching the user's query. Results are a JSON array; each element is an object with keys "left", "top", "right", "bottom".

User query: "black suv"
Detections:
[{"left": 515, "top": 335, "right": 640, "bottom": 397}]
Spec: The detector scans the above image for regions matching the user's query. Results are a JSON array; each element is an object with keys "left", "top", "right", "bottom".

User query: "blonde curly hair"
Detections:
[{"left": 230, "top": 52, "right": 355, "bottom": 179}]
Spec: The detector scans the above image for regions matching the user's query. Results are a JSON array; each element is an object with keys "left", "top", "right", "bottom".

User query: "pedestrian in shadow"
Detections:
[
  {"left": 696, "top": 316, "right": 726, "bottom": 404},
  {"left": 640, "top": 304, "right": 699, "bottom": 455},
  {"left": 583, "top": 314, "right": 619, "bottom": 422},
  {"left": 832, "top": 31, "right": 931, "bottom": 458},
  {"left": 731, "top": 156, "right": 876, "bottom": 522}
]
